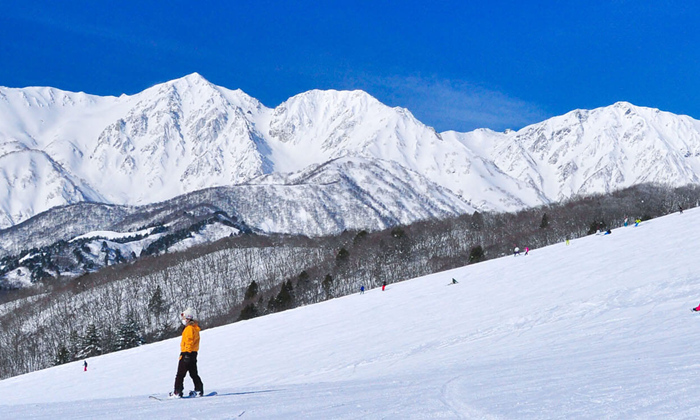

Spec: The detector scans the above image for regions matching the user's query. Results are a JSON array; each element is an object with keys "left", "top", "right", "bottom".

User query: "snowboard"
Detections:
[{"left": 149, "top": 391, "right": 217, "bottom": 401}]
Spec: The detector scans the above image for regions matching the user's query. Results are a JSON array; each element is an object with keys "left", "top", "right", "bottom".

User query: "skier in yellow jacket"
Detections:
[{"left": 171, "top": 307, "right": 204, "bottom": 398}]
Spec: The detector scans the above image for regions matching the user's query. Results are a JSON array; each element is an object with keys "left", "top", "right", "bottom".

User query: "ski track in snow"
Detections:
[{"left": 2, "top": 209, "right": 700, "bottom": 418}]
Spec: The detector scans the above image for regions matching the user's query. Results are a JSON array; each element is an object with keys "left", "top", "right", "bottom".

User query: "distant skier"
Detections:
[
  {"left": 679, "top": 204, "right": 684, "bottom": 214},
  {"left": 513, "top": 247, "right": 520, "bottom": 256},
  {"left": 635, "top": 218, "right": 641, "bottom": 227},
  {"left": 452, "top": 278, "right": 458, "bottom": 284},
  {"left": 360, "top": 285, "right": 365, "bottom": 294},
  {"left": 83, "top": 360, "right": 88, "bottom": 372},
  {"left": 565, "top": 238, "right": 570, "bottom": 246},
  {"left": 693, "top": 303, "right": 700, "bottom": 312},
  {"left": 624, "top": 217, "right": 629, "bottom": 227},
  {"left": 382, "top": 281, "right": 387, "bottom": 291},
  {"left": 171, "top": 307, "right": 204, "bottom": 398},
  {"left": 524, "top": 247, "right": 529, "bottom": 255},
  {"left": 604, "top": 229, "right": 612, "bottom": 235}
]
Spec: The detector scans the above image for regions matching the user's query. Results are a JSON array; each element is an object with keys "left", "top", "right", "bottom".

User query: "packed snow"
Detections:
[{"left": 2, "top": 207, "right": 700, "bottom": 418}]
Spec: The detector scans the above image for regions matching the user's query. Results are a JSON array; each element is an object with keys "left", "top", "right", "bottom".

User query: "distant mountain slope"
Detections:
[
  {"left": 0, "top": 149, "right": 103, "bottom": 227},
  {"left": 445, "top": 102, "right": 700, "bottom": 202},
  {"left": 3, "top": 74, "right": 700, "bottom": 230},
  {"left": 0, "top": 157, "right": 473, "bottom": 285}
]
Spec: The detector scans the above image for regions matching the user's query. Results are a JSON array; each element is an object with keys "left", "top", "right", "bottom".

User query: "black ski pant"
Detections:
[{"left": 174, "top": 351, "right": 203, "bottom": 395}]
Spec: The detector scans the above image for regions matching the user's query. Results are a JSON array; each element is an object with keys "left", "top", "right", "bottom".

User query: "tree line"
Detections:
[{"left": 0, "top": 182, "right": 698, "bottom": 379}]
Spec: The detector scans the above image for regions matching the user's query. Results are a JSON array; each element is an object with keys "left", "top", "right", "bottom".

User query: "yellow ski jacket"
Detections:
[{"left": 180, "top": 322, "right": 200, "bottom": 353}]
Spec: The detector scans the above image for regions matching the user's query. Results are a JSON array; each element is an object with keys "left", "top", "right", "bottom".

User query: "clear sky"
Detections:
[{"left": 1, "top": 1, "right": 698, "bottom": 132}]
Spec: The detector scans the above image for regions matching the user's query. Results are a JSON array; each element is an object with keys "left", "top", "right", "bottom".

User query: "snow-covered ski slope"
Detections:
[{"left": 2, "top": 208, "right": 700, "bottom": 419}]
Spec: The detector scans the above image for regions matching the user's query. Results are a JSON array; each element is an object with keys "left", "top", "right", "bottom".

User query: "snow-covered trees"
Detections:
[
  {"left": 116, "top": 314, "right": 144, "bottom": 351},
  {"left": 148, "top": 285, "right": 167, "bottom": 324},
  {"left": 77, "top": 323, "right": 102, "bottom": 359},
  {"left": 3, "top": 183, "right": 700, "bottom": 380}
]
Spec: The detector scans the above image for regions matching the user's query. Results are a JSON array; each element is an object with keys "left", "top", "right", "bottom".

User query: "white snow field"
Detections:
[{"left": 2, "top": 208, "right": 700, "bottom": 419}]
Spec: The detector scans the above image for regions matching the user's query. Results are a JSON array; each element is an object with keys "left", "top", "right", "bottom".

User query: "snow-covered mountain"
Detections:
[
  {"left": 2, "top": 73, "right": 700, "bottom": 231},
  {"left": 444, "top": 101, "right": 700, "bottom": 203},
  {"left": 0, "top": 156, "right": 473, "bottom": 285},
  {"left": 2, "top": 206, "right": 700, "bottom": 418}
]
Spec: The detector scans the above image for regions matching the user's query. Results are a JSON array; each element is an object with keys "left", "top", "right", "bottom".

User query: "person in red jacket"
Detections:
[
  {"left": 693, "top": 304, "right": 700, "bottom": 312},
  {"left": 170, "top": 307, "right": 204, "bottom": 398}
]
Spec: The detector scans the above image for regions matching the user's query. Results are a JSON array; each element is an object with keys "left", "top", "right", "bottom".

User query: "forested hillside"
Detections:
[{"left": 1, "top": 183, "right": 698, "bottom": 379}]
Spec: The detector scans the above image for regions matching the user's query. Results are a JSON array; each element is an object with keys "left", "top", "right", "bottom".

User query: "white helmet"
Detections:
[{"left": 180, "top": 307, "right": 196, "bottom": 322}]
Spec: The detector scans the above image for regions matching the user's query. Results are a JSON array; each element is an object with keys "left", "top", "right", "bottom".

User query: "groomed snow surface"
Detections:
[{"left": 2, "top": 208, "right": 700, "bottom": 419}]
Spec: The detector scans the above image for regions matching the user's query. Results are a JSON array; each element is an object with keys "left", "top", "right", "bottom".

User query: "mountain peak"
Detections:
[
  {"left": 168, "top": 72, "right": 214, "bottom": 91},
  {"left": 283, "top": 89, "right": 378, "bottom": 105},
  {"left": 147, "top": 73, "right": 261, "bottom": 111},
  {"left": 612, "top": 100, "right": 635, "bottom": 108},
  {"left": 142, "top": 72, "right": 215, "bottom": 97},
  {"left": 175, "top": 72, "right": 210, "bottom": 85}
]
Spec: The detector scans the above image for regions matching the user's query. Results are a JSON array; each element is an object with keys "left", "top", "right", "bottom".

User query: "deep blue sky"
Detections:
[{"left": 1, "top": 1, "right": 698, "bottom": 132}]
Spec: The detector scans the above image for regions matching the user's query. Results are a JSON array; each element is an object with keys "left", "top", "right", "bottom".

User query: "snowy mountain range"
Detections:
[
  {"left": 3, "top": 73, "right": 700, "bottom": 233},
  {"left": 0, "top": 156, "right": 474, "bottom": 287}
]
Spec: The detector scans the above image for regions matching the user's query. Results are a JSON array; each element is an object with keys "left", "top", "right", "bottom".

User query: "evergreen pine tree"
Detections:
[
  {"left": 77, "top": 323, "right": 102, "bottom": 358},
  {"left": 257, "top": 296, "right": 266, "bottom": 316},
  {"left": 353, "top": 230, "right": 368, "bottom": 245},
  {"left": 391, "top": 227, "right": 406, "bottom": 238},
  {"left": 116, "top": 314, "right": 144, "bottom": 350},
  {"left": 244, "top": 281, "right": 259, "bottom": 300},
  {"left": 238, "top": 303, "right": 259, "bottom": 321},
  {"left": 468, "top": 245, "right": 485, "bottom": 263},
  {"left": 271, "top": 280, "right": 294, "bottom": 312},
  {"left": 68, "top": 329, "right": 81, "bottom": 361},
  {"left": 53, "top": 345, "right": 71, "bottom": 366},
  {"left": 336, "top": 248, "right": 350, "bottom": 265},
  {"left": 471, "top": 211, "right": 484, "bottom": 231},
  {"left": 322, "top": 274, "right": 333, "bottom": 297},
  {"left": 148, "top": 285, "right": 167, "bottom": 317},
  {"left": 114, "top": 248, "right": 125, "bottom": 264}
]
